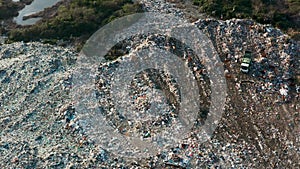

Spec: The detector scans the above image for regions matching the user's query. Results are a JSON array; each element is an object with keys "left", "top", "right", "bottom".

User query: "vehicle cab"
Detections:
[{"left": 240, "top": 50, "right": 252, "bottom": 73}]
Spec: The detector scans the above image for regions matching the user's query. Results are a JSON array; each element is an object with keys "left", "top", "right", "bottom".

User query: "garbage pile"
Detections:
[
  {"left": 195, "top": 18, "right": 299, "bottom": 101},
  {"left": 139, "top": 0, "right": 184, "bottom": 17},
  {"left": 0, "top": 0, "right": 299, "bottom": 168},
  {"left": 97, "top": 62, "right": 179, "bottom": 138},
  {"left": 93, "top": 15, "right": 299, "bottom": 168}
]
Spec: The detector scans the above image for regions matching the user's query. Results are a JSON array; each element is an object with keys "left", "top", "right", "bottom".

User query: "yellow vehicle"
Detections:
[{"left": 240, "top": 50, "right": 252, "bottom": 73}]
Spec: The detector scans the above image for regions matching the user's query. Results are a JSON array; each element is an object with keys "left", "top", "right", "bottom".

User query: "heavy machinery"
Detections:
[{"left": 240, "top": 50, "right": 252, "bottom": 73}]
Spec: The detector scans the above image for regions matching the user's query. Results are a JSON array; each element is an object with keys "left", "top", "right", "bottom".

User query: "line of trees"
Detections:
[{"left": 193, "top": 0, "right": 299, "bottom": 40}]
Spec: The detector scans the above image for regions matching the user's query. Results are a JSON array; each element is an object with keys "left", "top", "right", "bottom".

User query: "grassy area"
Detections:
[
  {"left": 7, "top": 0, "right": 142, "bottom": 50},
  {"left": 193, "top": 0, "right": 300, "bottom": 40}
]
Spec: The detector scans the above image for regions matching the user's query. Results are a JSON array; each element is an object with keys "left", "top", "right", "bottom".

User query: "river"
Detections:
[{"left": 13, "top": 0, "right": 61, "bottom": 26}]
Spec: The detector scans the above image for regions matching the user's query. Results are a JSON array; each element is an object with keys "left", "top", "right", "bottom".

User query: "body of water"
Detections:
[{"left": 13, "top": 0, "right": 61, "bottom": 26}]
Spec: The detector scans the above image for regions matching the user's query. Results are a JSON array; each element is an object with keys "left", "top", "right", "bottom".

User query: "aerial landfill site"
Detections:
[{"left": 0, "top": 0, "right": 299, "bottom": 168}]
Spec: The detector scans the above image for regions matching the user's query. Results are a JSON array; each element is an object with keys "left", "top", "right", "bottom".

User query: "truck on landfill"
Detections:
[{"left": 240, "top": 50, "right": 252, "bottom": 73}]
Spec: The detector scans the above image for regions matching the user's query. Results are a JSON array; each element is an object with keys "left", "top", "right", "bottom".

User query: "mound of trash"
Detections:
[{"left": 0, "top": 0, "right": 299, "bottom": 168}]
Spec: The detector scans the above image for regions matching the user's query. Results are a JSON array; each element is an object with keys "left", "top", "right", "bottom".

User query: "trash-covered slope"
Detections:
[
  {"left": 0, "top": 0, "right": 299, "bottom": 168},
  {"left": 0, "top": 42, "right": 84, "bottom": 168}
]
